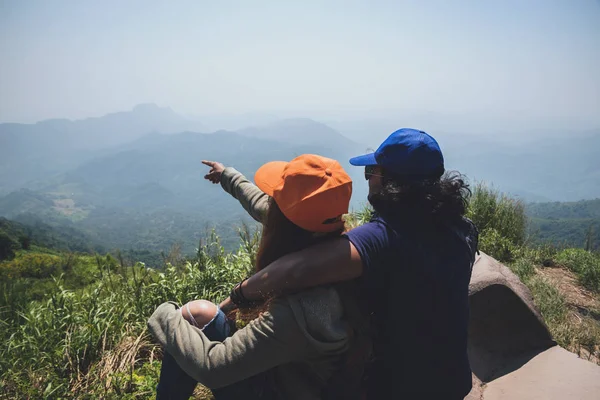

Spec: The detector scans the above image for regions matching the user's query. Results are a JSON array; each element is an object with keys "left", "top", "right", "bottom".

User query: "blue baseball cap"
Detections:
[{"left": 349, "top": 128, "right": 444, "bottom": 178}]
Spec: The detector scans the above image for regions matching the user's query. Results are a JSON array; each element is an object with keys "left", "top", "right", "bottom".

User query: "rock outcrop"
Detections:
[{"left": 465, "top": 252, "right": 600, "bottom": 399}]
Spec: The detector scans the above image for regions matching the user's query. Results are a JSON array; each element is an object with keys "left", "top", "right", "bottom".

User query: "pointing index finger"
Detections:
[{"left": 201, "top": 160, "right": 215, "bottom": 167}]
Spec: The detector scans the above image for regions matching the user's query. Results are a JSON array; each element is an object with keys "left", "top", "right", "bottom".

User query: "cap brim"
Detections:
[
  {"left": 349, "top": 153, "right": 377, "bottom": 166},
  {"left": 254, "top": 161, "right": 287, "bottom": 196}
]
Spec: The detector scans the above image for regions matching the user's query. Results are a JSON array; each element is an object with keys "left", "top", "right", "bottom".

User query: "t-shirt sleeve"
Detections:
[{"left": 343, "top": 221, "right": 391, "bottom": 273}]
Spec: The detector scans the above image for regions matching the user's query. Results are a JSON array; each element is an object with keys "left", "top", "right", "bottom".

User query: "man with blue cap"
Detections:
[{"left": 217, "top": 128, "right": 479, "bottom": 399}]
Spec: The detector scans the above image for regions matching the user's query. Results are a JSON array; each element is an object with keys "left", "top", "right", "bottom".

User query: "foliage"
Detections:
[
  {"left": 0, "top": 231, "right": 19, "bottom": 260},
  {"left": 0, "top": 216, "right": 99, "bottom": 260},
  {"left": 528, "top": 276, "right": 574, "bottom": 345},
  {"left": 467, "top": 183, "right": 527, "bottom": 261},
  {"left": 468, "top": 183, "right": 527, "bottom": 245},
  {"left": 0, "top": 252, "right": 63, "bottom": 280},
  {"left": 527, "top": 275, "right": 600, "bottom": 361},
  {"left": 478, "top": 228, "right": 518, "bottom": 263},
  {"left": 345, "top": 204, "right": 374, "bottom": 230},
  {"left": 529, "top": 276, "right": 568, "bottom": 325},
  {"left": 585, "top": 225, "right": 595, "bottom": 252},
  {"left": 527, "top": 199, "right": 600, "bottom": 220},
  {"left": 528, "top": 217, "right": 600, "bottom": 251},
  {"left": 510, "top": 257, "right": 536, "bottom": 281},
  {"left": 554, "top": 248, "right": 600, "bottom": 292},
  {"left": 0, "top": 228, "right": 257, "bottom": 399},
  {"left": 511, "top": 243, "right": 558, "bottom": 267},
  {"left": 526, "top": 198, "right": 600, "bottom": 251}
]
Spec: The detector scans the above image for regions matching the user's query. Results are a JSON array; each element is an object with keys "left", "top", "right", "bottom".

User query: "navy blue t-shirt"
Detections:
[{"left": 344, "top": 215, "right": 476, "bottom": 398}]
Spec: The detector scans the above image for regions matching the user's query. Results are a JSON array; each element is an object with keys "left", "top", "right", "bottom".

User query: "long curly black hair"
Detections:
[{"left": 368, "top": 169, "right": 471, "bottom": 224}]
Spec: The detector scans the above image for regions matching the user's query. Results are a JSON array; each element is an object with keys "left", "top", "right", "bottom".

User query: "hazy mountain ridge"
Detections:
[
  {"left": 0, "top": 115, "right": 368, "bottom": 253},
  {"left": 1, "top": 105, "right": 599, "bottom": 254},
  {"left": 528, "top": 199, "right": 600, "bottom": 219},
  {"left": 442, "top": 130, "right": 600, "bottom": 202},
  {"left": 62, "top": 125, "right": 367, "bottom": 204},
  {"left": 236, "top": 118, "right": 363, "bottom": 150},
  {"left": 0, "top": 104, "right": 206, "bottom": 194}
]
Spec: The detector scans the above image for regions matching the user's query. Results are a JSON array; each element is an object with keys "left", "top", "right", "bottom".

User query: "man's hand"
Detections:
[{"left": 202, "top": 160, "right": 225, "bottom": 184}]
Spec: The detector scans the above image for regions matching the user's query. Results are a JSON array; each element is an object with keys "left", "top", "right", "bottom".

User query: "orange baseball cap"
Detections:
[{"left": 254, "top": 154, "right": 352, "bottom": 233}]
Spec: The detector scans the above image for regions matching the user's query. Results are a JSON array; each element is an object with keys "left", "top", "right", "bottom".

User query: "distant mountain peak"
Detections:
[
  {"left": 236, "top": 118, "right": 358, "bottom": 148},
  {"left": 132, "top": 103, "right": 173, "bottom": 113},
  {"left": 270, "top": 117, "right": 322, "bottom": 125}
]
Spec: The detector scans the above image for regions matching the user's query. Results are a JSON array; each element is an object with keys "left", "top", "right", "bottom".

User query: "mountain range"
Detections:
[
  {"left": 0, "top": 104, "right": 205, "bottom": 195},
  {"left": 1, "top": 104, "right": 598, "bottom": 254},
  {"left": 0, "top": 106, "right": 368, "bottom": 252}
]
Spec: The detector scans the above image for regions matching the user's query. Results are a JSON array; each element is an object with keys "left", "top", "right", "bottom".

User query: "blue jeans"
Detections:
[{"left": 156, "top": 307, "right": 233, "bottom": 400}]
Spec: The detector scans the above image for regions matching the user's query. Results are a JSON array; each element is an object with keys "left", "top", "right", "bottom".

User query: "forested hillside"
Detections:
[
  {"left": 527, "top": 199, "right": 600, "bottom": 250},
  {"left": 0, "top": 217, "right": 99, "bottom": 260}
]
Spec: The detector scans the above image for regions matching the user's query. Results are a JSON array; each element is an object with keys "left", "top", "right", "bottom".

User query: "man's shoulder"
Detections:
[
  {"left": 343, "top": 217, "right": 398, "bottom": 269},
  {"left": 346, "top": 216, "right": 389, "bottom": 234},
  {"left": 345, "top": 215, "right": 398, "bottom": 241}
]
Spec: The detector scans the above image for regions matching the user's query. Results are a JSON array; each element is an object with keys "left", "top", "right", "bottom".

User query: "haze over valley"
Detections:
[{"left": 0, "top": 104, "right": 598, "bottom": 256}]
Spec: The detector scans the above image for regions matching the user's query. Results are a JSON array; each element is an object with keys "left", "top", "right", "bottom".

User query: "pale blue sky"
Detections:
[{"left": 1, "top": 0, "right": 599, "bottom": 130}]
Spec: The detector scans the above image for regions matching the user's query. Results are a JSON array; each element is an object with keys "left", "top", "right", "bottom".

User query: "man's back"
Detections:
[{"left": 345, "top": 214, "right": 476, "bottom": 398}]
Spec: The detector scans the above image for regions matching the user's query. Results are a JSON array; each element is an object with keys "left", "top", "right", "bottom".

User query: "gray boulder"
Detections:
[{"left": 465, "top": 252, "right": 600, "bottom": 399}]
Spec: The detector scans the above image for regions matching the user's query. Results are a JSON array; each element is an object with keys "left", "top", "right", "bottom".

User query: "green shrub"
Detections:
[
  {"left": 510, "top": 257, "right": 536, "bottom": 281},
  {"left": 345, "top": 204, "right": 374, "bottom": 230},
  {"left": 0, "top": 230, "right": 255, "bottom": 399},
  {"left": 478, "top": 228, "right": 518, "bottom": 262},
  {"left": 0, "top": 252, "right": 63, "bottom": 280},
  {"left": 0, "top": 231, "right": 19, "bottom": 261},
  {"left": 555, "top": 248, "right": 597, "bottom": 272},
  {"left": 555, "top": 248, "right": 600, "bottom": 292},
  {"left": 468, "top": 183, "right": 527, "bottom": 248},
  {"left": 18, "top": 235, "right": 31, "bottom": 250},
  {"left": 513, "top": 243, "right": 558, "bottom": 266}
]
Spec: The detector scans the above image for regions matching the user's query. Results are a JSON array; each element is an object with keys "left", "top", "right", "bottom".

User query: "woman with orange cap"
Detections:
[{"left": 148, "top": 154, "right": 366, "bottom": 400}]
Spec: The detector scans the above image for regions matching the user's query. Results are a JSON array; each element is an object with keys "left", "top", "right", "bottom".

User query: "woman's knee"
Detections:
[{"left": 182, "top": 299, "right": 218, "bottom": 329}]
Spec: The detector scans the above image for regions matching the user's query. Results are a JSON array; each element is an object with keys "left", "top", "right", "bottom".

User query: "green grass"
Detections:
[
  {"left": 529, "top": 276, "right": 569, "bottom": 326},
  {"left": 554, "top": 248, "right": 600, "bottom": 292},
  {"left": 345, "top": 204, "right": 374, "bottom": 230},
  {"left": 506, "top": 245, "right": 600, "bottom": 363},
  {"left": 527, "top": 276, "right": 600, "bottom": 362},
  {"left": 0, "top": 230, "right": 256, "bottom": 399},
  {"left": 528, "top": 275, "right": 575, "bottom": 348},
  {"left": 510, "top": 257, "right": 536, "bottom": 281}
]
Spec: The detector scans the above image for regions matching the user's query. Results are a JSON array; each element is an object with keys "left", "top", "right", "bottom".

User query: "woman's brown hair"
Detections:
[
  {"left": 236, "top": 198, "right": 344, "bottom": 321},
  {"left": 256, "top": 199, "right": 334, "bottom": 271}
]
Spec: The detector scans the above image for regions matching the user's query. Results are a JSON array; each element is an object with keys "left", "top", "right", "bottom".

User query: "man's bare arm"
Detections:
[{"left": 220, "top": 237, "right": 363, "bottom": 311}]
